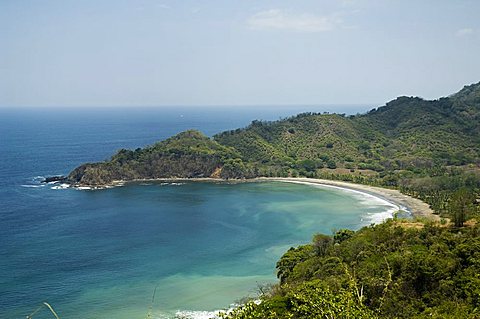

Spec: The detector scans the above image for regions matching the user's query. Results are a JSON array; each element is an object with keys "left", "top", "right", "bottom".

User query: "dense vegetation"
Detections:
[
  {"left": 215, "top": 83, "right": 480, "bottom": 174},
  {"left": 221, "top": 221, "right": 480, "bottom": 319},
  {"left": 68, "top": 130, "right": 249, "bottom": 185}
]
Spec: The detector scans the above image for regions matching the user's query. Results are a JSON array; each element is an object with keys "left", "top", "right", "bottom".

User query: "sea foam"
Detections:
[
  {"left": 51, "top": 183, "right": 70, "bottom": 190},
  {"left": 171, "top": 310, "right": 222, "bottom": 319},
  {"left": 281, "top": 180, "right": 401, "bottom": 224},
  {"left": 160, "top": 182, "right": 186, "bottom": 186},
  {"left": 21, "top": 184, "right": 45, "bottom": 188}
]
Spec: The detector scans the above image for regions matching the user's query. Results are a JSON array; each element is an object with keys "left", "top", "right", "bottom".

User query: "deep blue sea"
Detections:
[{"left": 0, "top": 106, "right": 396, "bottom": 319}]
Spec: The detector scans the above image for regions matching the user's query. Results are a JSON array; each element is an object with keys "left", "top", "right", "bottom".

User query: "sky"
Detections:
[{"left": 1, "top": 0, "right": 479, "bottom": 108}]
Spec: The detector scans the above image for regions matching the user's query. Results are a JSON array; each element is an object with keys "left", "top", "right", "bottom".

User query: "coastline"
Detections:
[
  {"left": 67, "top": 176, "right": 438, "bottom": 221},
  {"left": 255, "top": 177, "right": 438, "bottom": 222}
]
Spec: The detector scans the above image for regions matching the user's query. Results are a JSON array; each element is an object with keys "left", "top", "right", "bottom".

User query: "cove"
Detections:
[{"left": 2, "top": 180, "right": 397, "bottom": 319}]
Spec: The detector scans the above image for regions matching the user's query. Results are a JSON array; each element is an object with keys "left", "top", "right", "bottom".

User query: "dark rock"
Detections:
[{"left": 42, "top": 175, "right": 67, "bottom": 183}]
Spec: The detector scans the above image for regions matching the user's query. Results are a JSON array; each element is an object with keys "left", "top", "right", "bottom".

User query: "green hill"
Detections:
[
  {"left": 215, "top": 82, "right": 480, "bottom": 173},
  {"left": 68, "top": 82, "right": 480, "bottom": 186},
  {"left": 67, "top": 130, "right": 248, "bottom": 185}
]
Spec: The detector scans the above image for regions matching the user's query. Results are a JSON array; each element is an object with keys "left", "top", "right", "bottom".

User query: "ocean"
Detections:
[{"left": 0, "top": 106, "right": 396, "bottom": 319}]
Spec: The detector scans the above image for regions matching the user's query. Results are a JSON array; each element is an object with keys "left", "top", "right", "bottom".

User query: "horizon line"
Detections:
[{"left": 0, "top": 103, "right": 381, "bottom": 109}]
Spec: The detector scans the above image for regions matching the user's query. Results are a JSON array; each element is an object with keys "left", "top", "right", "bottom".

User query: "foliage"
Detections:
[
  {"left": 215, "top": 83, "right": 480, "bottom": 173},
  {"left": 226, "top": 222, "right": 480, "bottom": 319},
  {"left": 450, "top": 188, "right": 476, "bottom": 227},
  {"left": 220, "top": 280, "right": 377, "bottom": 319},
  {"left": 67, "top": 130, "right": 247, "bottom": 185}
]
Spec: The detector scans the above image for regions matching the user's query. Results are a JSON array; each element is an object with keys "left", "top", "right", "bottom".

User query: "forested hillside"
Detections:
[
  {"left": 68, "top": 130, "right": 245, "bottom": 185},
  {"left": 67, "top": 82, "right": 480, "bottom": 222},
  {"left": 215, "top": 82, "right": 480, "bottom": 174}
]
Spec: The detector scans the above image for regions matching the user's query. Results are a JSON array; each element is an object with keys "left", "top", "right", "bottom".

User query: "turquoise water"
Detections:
[
  {"left": 2, "top": 180, "right": 396, "bottom": 319},
  {"left": 0, "top": 106, "right": 391, "bottom": 319}
]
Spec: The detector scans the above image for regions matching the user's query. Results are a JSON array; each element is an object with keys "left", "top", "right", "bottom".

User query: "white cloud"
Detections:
[
  {"left": 247, "top": 9, "right": 341, "bottom": 33},
  {"left": 456, "top": 28, "right": 474, "bottom": 37}
]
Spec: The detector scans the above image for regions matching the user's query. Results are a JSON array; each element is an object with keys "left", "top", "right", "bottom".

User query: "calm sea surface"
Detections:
[{"left": 0, "top": 106, "right": 395, "bottom": 319}]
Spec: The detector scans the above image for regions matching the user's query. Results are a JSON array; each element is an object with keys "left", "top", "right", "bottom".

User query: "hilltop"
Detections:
[{"left": 68, "top": 130, "right": 244, "bottom": 185}]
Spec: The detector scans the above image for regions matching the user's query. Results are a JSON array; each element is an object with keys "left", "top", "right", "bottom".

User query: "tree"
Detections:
[
  {"left": 327, "top": 159, "right": 337, "bottom": 169},
  {"left": 449, "top": 188, "right": 475, "bottom": 227},
  {"left": 312, "top": 233, "right": 332, "bottom": 256},
  {"left": 334, "top": 229, "right": 355, "bottom": 243}
]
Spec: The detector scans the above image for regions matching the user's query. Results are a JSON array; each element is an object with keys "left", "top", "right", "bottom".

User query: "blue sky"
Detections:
[{"left": 1, "top": 0, "right": 479, "bottom": 107}]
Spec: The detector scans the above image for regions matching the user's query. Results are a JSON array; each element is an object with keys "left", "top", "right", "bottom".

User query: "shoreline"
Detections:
[
  {"left": 69, "top": 176, "right": 438, "bottom": 221},
  {"left": 255, "top": 177, "right": 438, "bottom": 221}
]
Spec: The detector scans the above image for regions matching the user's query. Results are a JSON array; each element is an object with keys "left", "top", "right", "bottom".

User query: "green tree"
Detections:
[
  {"left": 327, "top": 159, "right": 337, "bottom": 169},
  {"left": 449, "top": 188, "right": 475, "bottom": 227}
]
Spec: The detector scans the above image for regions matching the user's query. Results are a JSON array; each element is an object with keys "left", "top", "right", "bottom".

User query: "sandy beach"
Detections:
[{"left": 254, "top": 177, "right": 439, "bottom": 221}]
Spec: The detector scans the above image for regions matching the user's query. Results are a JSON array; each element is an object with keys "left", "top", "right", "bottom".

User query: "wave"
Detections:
[
  {"left": 169, "top": 310, "right": 222, "bottom": 319},
  {"left": 158, "top": 300, "right": 262, "bottom": 319},
  {"left": 361, "top": 207, "right": 398, "bottom": 225},
  {"left": 21, "top": 176, "right": 47, "bottom": 188},
  {"left": 51, "top": 183, "right": 70, "bottom": 190},
  {"left": 23, "top": 175, "right": 71, "bottom": 190},
  {"left": 156, "top": 306, "right": 245, "bottom": 319},
  {"left": 281, "top": 180, "right": 401, "bottom": 225},
  {"left": 76, "top": 186, "right": 92, "bottom": 190},
  {"left": 21, "top": 184, "right": 45, "bottom": 188}
]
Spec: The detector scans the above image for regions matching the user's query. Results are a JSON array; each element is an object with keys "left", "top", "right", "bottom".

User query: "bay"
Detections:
[{"left": 0, "top": 105, "right": 393, "bottom": 319}]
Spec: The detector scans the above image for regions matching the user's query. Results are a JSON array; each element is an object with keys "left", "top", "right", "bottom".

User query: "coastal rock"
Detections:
[{"left": 42, "top": 175, "right": 67, "bottom": 183}]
